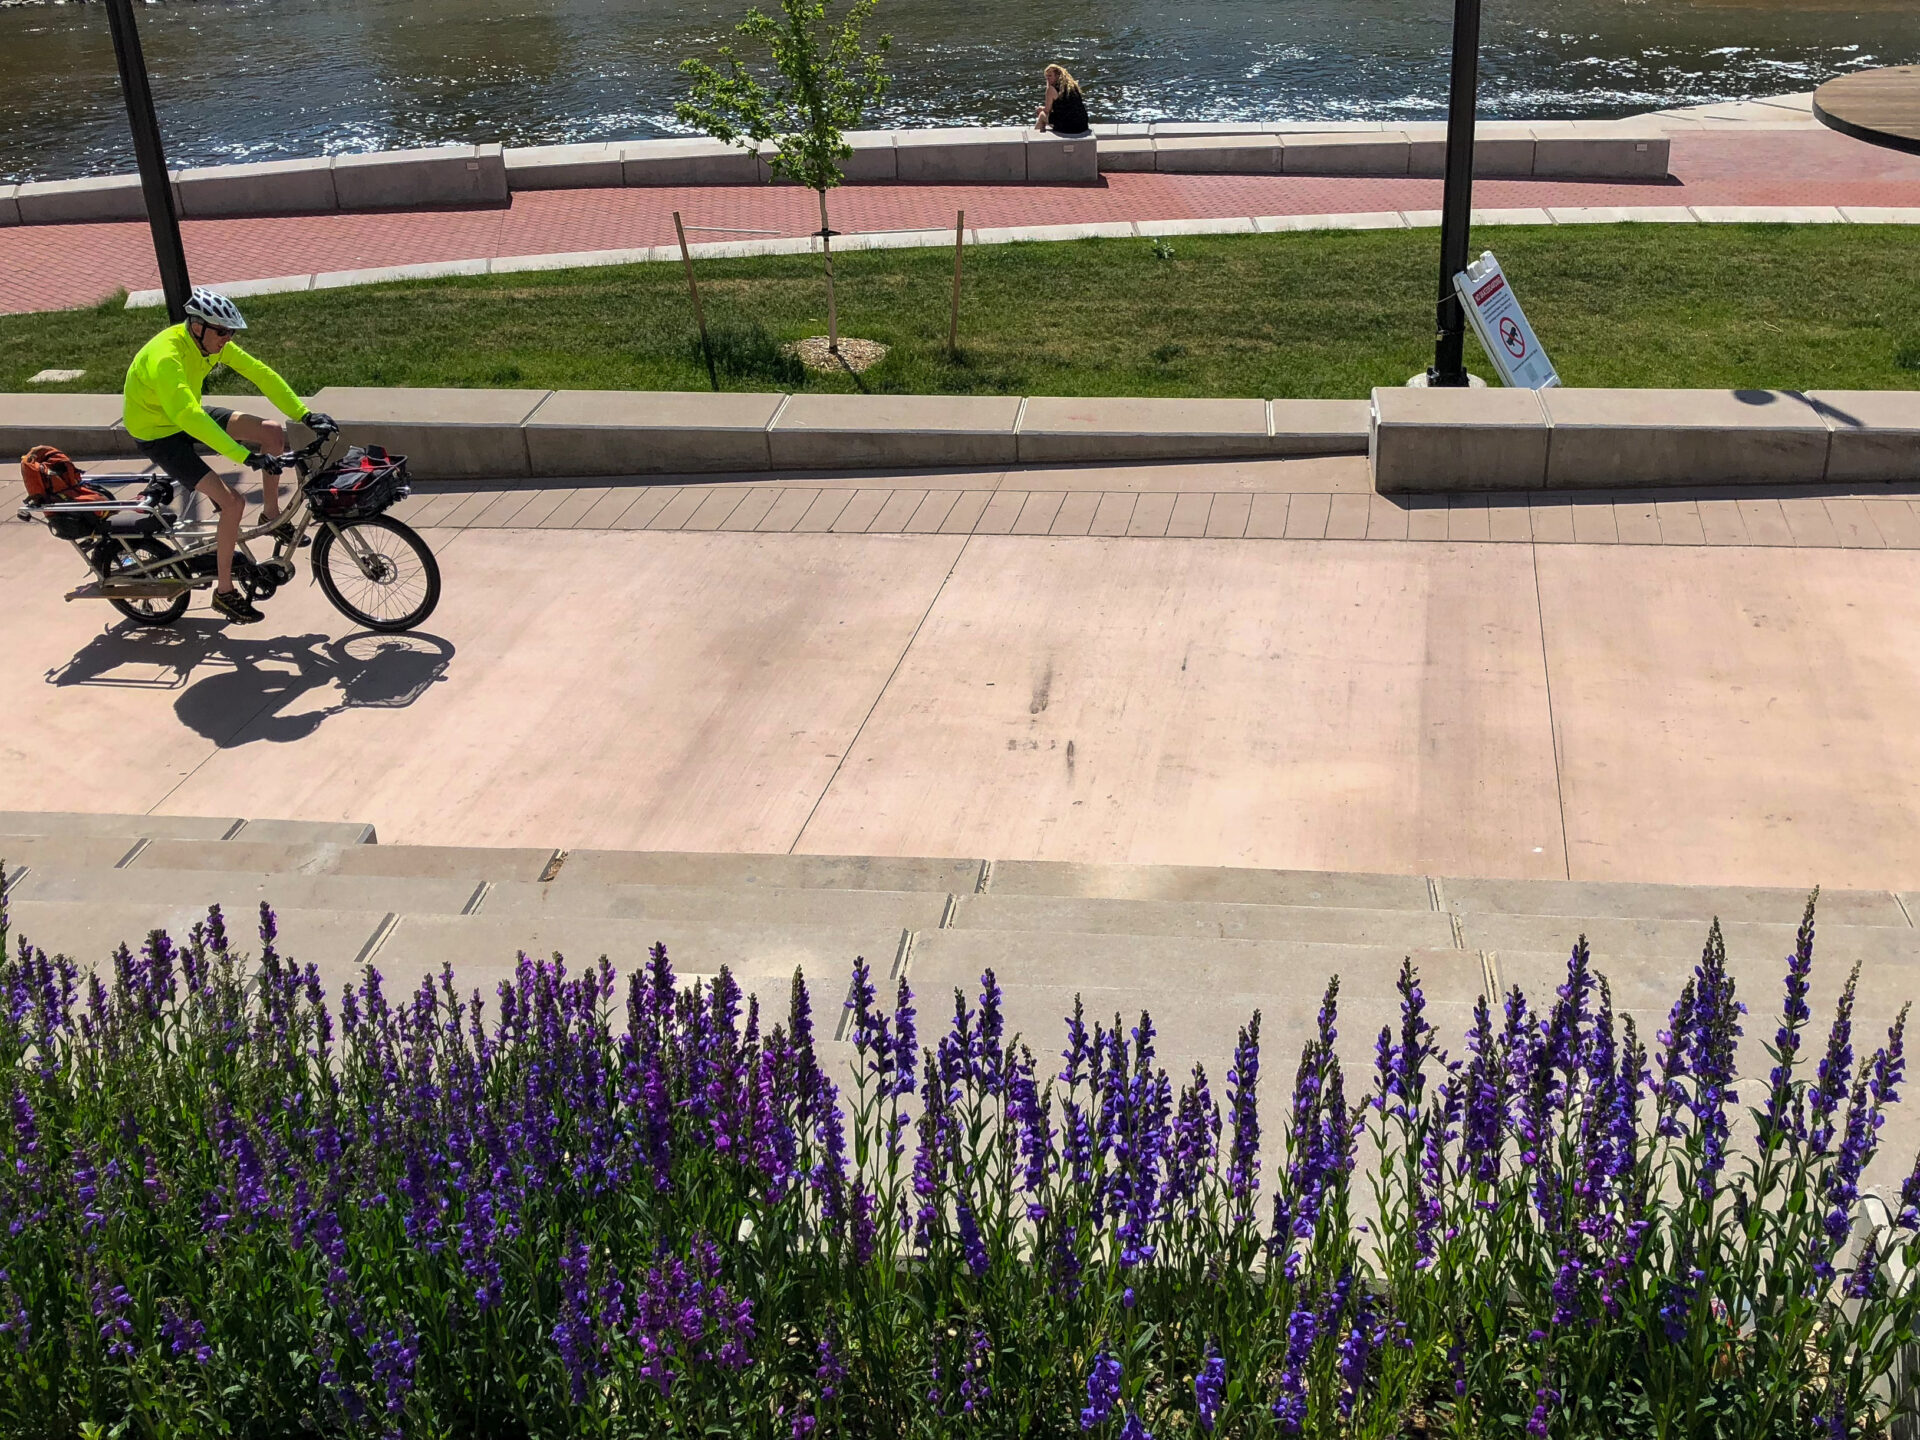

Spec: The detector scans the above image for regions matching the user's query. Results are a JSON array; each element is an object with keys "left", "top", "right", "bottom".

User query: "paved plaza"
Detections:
[
  {"left": 7, "top": 454, "right": 1920, "bottom": 893},
  {"left": 6, "top": 125, "right": 1920, "bottom": 313}
]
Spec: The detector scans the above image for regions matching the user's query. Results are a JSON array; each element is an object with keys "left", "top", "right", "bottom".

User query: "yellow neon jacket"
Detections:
[{"left": 122, "top": 324, "right": 305, "bottom": 464}]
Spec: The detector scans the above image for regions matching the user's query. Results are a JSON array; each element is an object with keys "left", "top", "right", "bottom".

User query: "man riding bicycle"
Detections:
[{"left": 122, "top": 287, "right": 336, "bottom": 624}]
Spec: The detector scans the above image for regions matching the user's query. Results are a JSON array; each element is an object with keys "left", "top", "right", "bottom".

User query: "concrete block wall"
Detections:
[
  {"left": 895, "top": 128, "right": 1029, "bottom": 185},
  {"left": 9, "top": 119, "right": 1673, "bottom": 224},
  {"left": 332, "top": 144, "right": 508, "bottom": 209},
  {"left": 19, "top": 385, "right": 1914, "bottom": 487},
  {"left": 1137, "top": 123, "right": 1667, "bottom": 181},
  {"left": 621, "top": 138, "right": 763, "bottom": 186},
  {"left": 504, "top": 143, "right": 624, "bottom": 191},
  {"left": 1369, "top": 387, "right": 1920, "bottom": 492},
  {"left": 4, "top": 387, "right": 1371, "bottom": 479},
  {"left": 0, "top": 394, "right": 143, "bottom": 460},
  {"left": 16, "top": 173, "right": 150, "bottom": 224},
  {"left": 11, "top": 146, "right": 508, "bottom": 224},
  {"left": 302, "top": 386, "right": 550, "bottom": 479},
  {"left": 177, "top": 157, "right": 339, "bottom": 218}
]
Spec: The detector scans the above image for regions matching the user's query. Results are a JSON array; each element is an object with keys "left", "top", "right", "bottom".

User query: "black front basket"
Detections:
[{"left": 307, "top": 445, "right": 410, "bottom": 520}]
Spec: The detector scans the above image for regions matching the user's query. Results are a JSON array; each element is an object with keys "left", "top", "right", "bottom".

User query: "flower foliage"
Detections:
[{"left": 1, "top": 890, "right": 1918, "bottom": 1438}]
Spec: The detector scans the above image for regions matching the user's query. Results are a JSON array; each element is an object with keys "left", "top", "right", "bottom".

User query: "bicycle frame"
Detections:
[{"left": 21, "top": 435, "right": 367, "bottom": 603}]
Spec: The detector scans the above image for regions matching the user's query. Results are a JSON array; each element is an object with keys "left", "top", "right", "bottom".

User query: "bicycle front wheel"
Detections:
[{"left": 312, "top": 516, "right": 441, "bottom": 632}]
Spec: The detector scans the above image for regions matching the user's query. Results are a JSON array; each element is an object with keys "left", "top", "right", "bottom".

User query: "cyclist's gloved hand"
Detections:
[
  {"left": 242, "top": 449, "right": 284, "bottom": 475},
  {"left": 143, "top": 478, "right": 175, "bottom": 508},
  {"left": 301, "top": 411, "right": 338, "bottom": 437}
]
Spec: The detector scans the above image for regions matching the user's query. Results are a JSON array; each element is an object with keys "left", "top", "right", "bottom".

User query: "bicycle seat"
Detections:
[{"left": 107, "top": 510, "right": 174, "bottom": 538}]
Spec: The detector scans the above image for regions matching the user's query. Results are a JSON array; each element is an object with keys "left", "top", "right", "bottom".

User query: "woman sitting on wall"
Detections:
[{"left": 1035, "top": 63, "right": 1090, "bottom": 136}]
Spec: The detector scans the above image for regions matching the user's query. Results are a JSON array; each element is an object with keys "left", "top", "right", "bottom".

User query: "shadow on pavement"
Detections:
[{"left": 46, "top": 620, "right": 455, "bottom": 746}]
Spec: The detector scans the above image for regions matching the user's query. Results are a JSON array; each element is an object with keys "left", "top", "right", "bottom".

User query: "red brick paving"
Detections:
[{"left": 4, "top": 130, "right": 1919, "bottom": 315}]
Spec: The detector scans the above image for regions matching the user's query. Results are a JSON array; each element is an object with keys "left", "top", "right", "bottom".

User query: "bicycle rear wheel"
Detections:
[
  {"left": 98, "top": 537, "right": 191, "bottom": 627},
  {"left": 312, "top": 516, "right": 440, "bottom": 632}
]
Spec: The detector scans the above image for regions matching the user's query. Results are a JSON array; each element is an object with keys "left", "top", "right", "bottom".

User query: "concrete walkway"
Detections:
[
  {"left": 8, "top": 454, "right": 1920, "bottom": 894},
  {"left": 7, "top": 126, "right": 1920, "bottom": 314}
]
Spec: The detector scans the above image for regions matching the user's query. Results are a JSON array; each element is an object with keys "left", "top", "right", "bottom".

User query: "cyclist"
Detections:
[{"left": 122, "top": 288, "right": 336, "bottom": 624}]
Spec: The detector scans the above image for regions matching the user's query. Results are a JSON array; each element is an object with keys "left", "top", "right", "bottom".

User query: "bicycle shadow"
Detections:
[{"left": 47, "top": 619, "right": 455, "bottom": 747}]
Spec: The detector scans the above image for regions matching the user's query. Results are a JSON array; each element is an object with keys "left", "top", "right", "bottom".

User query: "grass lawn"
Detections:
[{"left": 3, "top": 223, "right": 1917, "bottom": 399}]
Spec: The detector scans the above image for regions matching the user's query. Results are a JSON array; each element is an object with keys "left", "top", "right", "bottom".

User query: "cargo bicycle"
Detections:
[{"left": 17, "top": 432, "right": 440, "bottom": 633}]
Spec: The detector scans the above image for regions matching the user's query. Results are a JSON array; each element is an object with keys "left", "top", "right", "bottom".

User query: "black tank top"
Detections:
[{"left": 1050, "top": 88, "right": 1089, "bottom": 135}]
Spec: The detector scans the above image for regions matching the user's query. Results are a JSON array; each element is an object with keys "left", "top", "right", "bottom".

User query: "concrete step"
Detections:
[
  {"left": 907, "top": 929, "right": 1486, "bottom": 1076},
  {"left": 229, "top": 818, "right": 377, "bottom": 845},
  {"left": 1443, "top": 875, "right": 1906, "bottom": 929},
  {"left": 1464, "top": 912, "right": 1920, "bottom": 966},
  {"left": 0, "top": 811, "right": 377, "bottom": 847},
  {"left": 983, "top": 859, "right": 1433, "bottom": 911},
  {"left": 479, "top": 879, "right": 948, "bottom": 932},
  {"left": 371, "top": 912, "right": 899, "bottom": 1007},
  {"left": 0, "top": 810, "right": 242, "bottom": 842},
  {"left": 127, "top": 838, "right": 556, "bottom": 883},
  {"left": 5, "top": 899, "right": 390, "bottom": 981},
  {"left": 907, "top": 927, "right": 1474, "bottom": 1001},
  {"left": 1494, "top": 945, "right": 1920, "bottom": 1029},
  {"left": 553, "top": 849, "right": 984, "bottom": 895},
  {"left": 11, "top": 866, "right": 484, "bottom": 918},
  {"left": 949, "top": 891, "right": 1457, "bottom": 949},
  {"left": 1, "top": 833, "right": 146, "bottom": 883}
]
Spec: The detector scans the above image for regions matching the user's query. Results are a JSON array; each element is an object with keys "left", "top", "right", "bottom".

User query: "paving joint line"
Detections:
[
  {"left": 354, "top": 912, "right": 400, "bottom": 968},
  {"left": 786, "top": 531, "right": 972, "bottom": 854},
  {"left": 1482, "top": 950, "right": 1503, "bottom": 1002},
  {"left": 1530, "top": 541, "right": 1575, "bottom": 881}
]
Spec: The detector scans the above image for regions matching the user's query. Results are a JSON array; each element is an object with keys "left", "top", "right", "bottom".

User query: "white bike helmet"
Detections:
[{"left": 183, "top": 287, "right": 247, "bottom": 331}]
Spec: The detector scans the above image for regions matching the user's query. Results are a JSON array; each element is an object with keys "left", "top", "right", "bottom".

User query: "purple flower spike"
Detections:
[
  {"left": 1080, "top": 1350, "right": 1122, "bottom": 1430},
  {"left": 1194, "top": 1345, "right": 1226, "bottom": 1433},
  {"left": 1527, "top": 1385, "right": 1559, "bottom": 1437},
  {"left": 1811, "top": 963, "right": 1860, "bottom": 1156},
  {"left": 1225, "top": 1011, "right": 1263, "bottom": 1216},
  {"left": 1763, "top": 895, "right": 1818, "bottom": 1144}
]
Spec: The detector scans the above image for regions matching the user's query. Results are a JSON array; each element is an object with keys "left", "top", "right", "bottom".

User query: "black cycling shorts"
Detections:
[{"left": 133, "top": 405, "right": 236, "bottom": 486}]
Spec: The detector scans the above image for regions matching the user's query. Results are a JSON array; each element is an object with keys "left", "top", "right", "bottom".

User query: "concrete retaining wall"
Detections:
[
  {"left": 1141, "top": 122, "right": 1667, "bottom": 181},
  {"left": 13, "top": 119, "right": 1672, "bottom": 224},
  {"left": 0, "top": 395, "right": 142, "bottom": 461},
  {"left": 23, "top": 385, "right": 1912, "bottom": 487},
  {"left": 177, "top": 158, "right": 337, "bottom": 218},
  {"left": 17, "top": 174, "right": 151, "bottom": 225},
  {"left": 333, "top": 144, "right": 508, "bottom": 210},
  {"left": 1369, "top": 387, "right": 1920, "bottom": 492},
  {"left": 5, "top": 387, "right": 1371, "bottom": 479}
]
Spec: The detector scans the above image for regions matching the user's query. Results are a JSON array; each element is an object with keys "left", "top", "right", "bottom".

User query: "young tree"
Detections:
[{"left": 679, "top": 0, "right": 891, "bottom": 356}]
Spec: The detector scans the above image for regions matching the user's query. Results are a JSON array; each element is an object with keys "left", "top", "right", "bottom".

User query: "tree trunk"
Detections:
[{"left": 818, "top": 187, "right": 839, "bottom": 354}]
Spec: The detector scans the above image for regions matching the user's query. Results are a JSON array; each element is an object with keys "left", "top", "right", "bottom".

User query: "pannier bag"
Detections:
[
  {"left": 22, "top": 445, "right": 90, "bottom": 501},
  {"left": 22, "top": 446, "right": 115, "bottom": 539},
  {"left": 307, "top": 445, "right": 409, "bottom": 520}
]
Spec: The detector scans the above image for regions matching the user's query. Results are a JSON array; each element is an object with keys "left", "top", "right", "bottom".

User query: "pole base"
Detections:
[{"left": 1406, "top": 371, "right": 1488, "bottom": 388}]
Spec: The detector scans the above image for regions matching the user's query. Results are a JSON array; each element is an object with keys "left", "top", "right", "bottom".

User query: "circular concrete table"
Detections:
[{"left": 1813, "top": 65, "right": 1920, "bottom": 157}]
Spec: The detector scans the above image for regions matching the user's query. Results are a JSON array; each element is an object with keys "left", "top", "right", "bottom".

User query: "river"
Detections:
[{"left": 3, "top": 0, "right": 1915, "bottom": 184}]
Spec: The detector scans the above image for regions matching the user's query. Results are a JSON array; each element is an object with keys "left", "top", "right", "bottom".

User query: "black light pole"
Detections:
[
  {"left": 102, "top": 0, "right": 191, "bottom": 322},
  {"left": 1427, "top": 0, "right": 1483, "bottom": 386}
]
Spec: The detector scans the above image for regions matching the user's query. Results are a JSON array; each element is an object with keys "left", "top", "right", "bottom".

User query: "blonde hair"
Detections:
[{"left": 1045, "top": 64, "right": 1081, "bottom": 96}]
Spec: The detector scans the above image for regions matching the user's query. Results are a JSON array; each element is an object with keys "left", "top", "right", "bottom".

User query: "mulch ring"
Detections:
[{"left": 784, "top": 336, "right": 889, "bottom": 374}]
